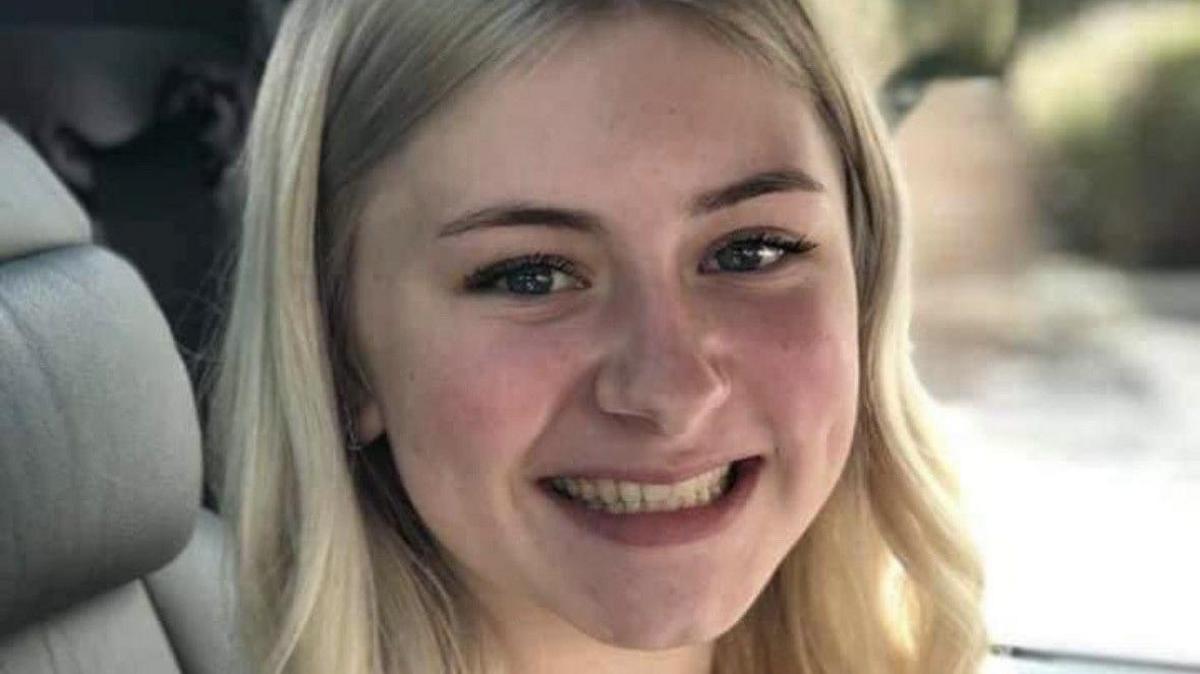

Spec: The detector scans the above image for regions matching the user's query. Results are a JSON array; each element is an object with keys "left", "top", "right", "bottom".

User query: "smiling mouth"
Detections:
[{"left": 544, "top": 459, "right": 754, "bottom": 515}]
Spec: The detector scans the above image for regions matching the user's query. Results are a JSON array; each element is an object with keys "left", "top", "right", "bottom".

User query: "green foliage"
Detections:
[
  {"left": 1018, "top": 0, "right": 1106, "bottom": 34},
  {"left": 1050, "top": 50, "right": 1200, "bottom": 266},
  {"left": 1012, "top": 3, "right": 1200, "bottom": 267}
]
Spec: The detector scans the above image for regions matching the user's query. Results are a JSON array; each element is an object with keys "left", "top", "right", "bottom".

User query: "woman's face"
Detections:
[{"left": 351, "top": 12, "right": 859, "bottom": 653}]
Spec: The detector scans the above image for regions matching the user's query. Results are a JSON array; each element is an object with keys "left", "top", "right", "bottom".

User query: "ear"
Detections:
[{"left": 355, "top": 396, "right": 387, "bottom": 446}]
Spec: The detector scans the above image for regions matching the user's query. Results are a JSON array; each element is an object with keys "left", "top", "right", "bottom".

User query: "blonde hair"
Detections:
[{"left": 207, "top": 1, "right": 989, "bottom": 672}]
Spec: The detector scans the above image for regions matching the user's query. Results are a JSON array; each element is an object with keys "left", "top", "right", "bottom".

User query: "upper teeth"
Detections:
[{"left": 550, "top": 464, "right": 733, "bottom": 514}]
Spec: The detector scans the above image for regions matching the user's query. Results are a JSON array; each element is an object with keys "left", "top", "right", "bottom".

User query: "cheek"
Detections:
[
  {"left": 387, "top": 319, "right": 576, "bottom": 482},
  {"left": 727, "top": 285, "right": 859, "bottom": 470},
  {"left": 376, "top": 316, "right": 582, "bottom": 567}
]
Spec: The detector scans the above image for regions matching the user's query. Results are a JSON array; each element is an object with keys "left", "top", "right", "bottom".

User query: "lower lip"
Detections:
[{"left": 542, "top": 457, "right": 763, "bottom": 547}]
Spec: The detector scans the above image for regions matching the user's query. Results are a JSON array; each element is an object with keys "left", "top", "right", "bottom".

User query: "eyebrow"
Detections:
[{"left": 435, "top": 168, "right": 825, "bottom": 238}]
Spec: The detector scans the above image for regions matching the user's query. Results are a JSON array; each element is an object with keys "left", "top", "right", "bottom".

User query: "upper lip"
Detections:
[{"left": 539, "top": 453, "right": 761, "bottom": 485}]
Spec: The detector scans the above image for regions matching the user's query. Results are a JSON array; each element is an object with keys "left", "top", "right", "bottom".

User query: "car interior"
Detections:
[
  {"left": 0, "top": 2, "right": 1194, "bottom": 673},
  {"left": 0, "top": 121, "right": 241, "bottom": 672},
  {"left": 0, "top": 3, "right": 260, "bottom": 671}
]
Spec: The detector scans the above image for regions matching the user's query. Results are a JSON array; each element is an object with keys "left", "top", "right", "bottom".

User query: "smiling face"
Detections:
[{"left": 348, "top": 9, "right": 859, "bottom": 659}]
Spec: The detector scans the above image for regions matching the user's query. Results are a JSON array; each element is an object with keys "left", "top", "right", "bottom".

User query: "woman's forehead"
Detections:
[{"left": 366, "top": 11, "right": 841, "bottom": 237}]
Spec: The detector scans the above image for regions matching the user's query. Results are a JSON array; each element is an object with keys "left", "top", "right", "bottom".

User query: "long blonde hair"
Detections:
[{"left": 207, "top": 1, "right": 989, "bottom": 672}]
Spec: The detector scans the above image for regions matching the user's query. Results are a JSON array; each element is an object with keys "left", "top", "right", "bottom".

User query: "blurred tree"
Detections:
[
  {"left": 1011, "top": 2, "right": 1200, "bottom": 267},
  {"left": 1018, "top": 0, "right": 1106, "bottom": 34},
  {"left": 1128, "top": 52, "right": 1200, "bottom": 266},
  {"left": 1077, "top": 49, "right": 1200, "bottom": 267}
]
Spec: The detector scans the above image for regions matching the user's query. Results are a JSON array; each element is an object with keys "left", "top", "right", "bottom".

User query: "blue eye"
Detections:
[
  {"left": 462, "top": 232, "right": 817, "bottom": 297},
  {"left": 463, "top": 253, "right": 588, "bottom": 296},
  {"left": 700, "top": 232, "right": 818, "bottom": 274}
]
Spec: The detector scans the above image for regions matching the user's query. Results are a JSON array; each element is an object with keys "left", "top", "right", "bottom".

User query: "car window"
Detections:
[{"left": 866, "top": 1, "right": 1200, "bottom": 671}]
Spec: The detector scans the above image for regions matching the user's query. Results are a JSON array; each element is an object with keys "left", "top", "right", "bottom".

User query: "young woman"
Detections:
[{"left": 208, "top": 1, "right": 988, "bottom": 672}]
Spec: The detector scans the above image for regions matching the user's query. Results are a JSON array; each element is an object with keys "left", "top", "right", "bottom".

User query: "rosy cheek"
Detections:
[
  {"left": 729, "top": 287, "right": 858, "bottom": 459},
  {"left": 399, "top": 326, "right": 573, "bottom": 468}
]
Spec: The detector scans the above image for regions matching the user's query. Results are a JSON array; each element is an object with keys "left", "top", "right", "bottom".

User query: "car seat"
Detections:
[{"left": 0, "top": 121, "right": 242, "bottom": 674}]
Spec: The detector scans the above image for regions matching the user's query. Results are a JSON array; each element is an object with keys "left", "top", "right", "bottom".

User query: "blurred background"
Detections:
[
  {"left": 819, "top": 1, "right": 1200, "bottom": 671},
  {"left": 0, "top": 0, "right": 1195, "bottom": 672}
]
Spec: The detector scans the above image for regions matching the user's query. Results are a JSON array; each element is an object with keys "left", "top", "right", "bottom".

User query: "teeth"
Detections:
[
  {"left": 618, "top": 481, "right": 641, "bottom": 507},
  {"left": 642, "top": 483, "right": 671, "bottom": 504},
  {"left": 549, "top": 464, "right": 735, "bottom": 515},
  {"left": 598, "top": 479, "right": 618, "bottom": 503},
  {"left": 579, "top": 480, "right": 597, "bottom": 500}
]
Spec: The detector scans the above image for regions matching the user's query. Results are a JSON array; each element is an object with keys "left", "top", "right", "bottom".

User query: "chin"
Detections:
[
  {"left": 541, "top": 543, "right": 779, "bottom": 653},
  {"left": 571, "top": 592, "right": 751, "bottom": 651},
  {"left": 593, "top": 619, "right": 724, "bottom": 651}
]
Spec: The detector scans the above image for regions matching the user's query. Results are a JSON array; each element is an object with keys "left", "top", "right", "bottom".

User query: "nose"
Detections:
[{"left": 593, "top": 283, "right": 731, "bottom": 438}]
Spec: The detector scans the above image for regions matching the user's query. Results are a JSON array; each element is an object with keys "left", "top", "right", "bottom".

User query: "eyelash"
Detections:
[{"left": 462, "top": 231, "right": 818, "bottom": 296}]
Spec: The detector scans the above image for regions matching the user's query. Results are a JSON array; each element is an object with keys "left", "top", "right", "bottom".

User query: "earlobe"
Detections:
[{"left": 355, "top": 398, "right": 386, "bottom": 446}]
